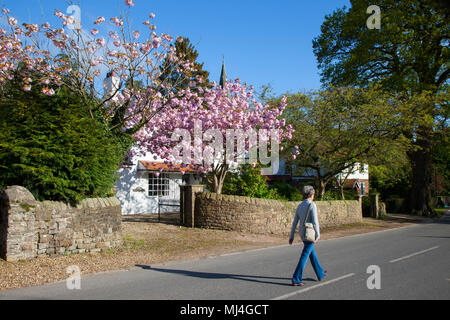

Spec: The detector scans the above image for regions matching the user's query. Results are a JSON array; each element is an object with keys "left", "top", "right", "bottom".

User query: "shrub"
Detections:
[
  {"left": 222, "top": 165, "right": 279, "bottom": 199},
  {"left": 320, "top": 188, "right": 359, "bottom": 201},
  {"left": 0, "top": 79, "right": 131, "bottom": 204},
  {"left": 269, "top": 182, "right": 303, "bottom": 201}
]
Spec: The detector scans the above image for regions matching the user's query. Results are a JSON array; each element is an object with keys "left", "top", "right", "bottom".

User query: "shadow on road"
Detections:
[{"left": 135, "top": 265, "right": 316, "bottom": 286}]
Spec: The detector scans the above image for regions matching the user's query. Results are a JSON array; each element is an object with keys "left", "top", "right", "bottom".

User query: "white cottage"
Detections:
[
  {"left": 112, "top": 60, "right": 234, "bottom": 215},
  {"left": 116, "top": 151, "right": 202, "bottom": 215},
  {"left": 102, "top": 71, "right": 203, "bottom": 215}
]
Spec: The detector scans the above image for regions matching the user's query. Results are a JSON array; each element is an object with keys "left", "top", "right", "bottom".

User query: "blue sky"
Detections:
[{"left": 2, "top": 0, "right": 350, "bottom": 96}]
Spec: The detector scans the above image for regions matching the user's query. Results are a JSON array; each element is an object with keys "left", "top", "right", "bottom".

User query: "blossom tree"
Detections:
[
  {"left": 0, "top": 1, "right": 294, "bottom": 195},
  {"left": 133, "top": 79, "right": 294, "bottom": 194},
  {"left": 0, "top": 0, "right": 195, "bottom": 136}
]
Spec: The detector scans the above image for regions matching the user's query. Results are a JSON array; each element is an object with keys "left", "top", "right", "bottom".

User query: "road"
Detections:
[{"left": 1, "top": 213, "right": 449, "bottom": 301}]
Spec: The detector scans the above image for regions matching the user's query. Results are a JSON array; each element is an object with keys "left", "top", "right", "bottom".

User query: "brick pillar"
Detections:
[{"left": 180, "top": 185, "right": 204, "bottom": 227}]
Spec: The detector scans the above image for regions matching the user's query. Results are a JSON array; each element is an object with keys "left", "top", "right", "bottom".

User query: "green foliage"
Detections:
[
  {"left": 268, "top": 182, "right": 303, "bottom": 201},
  {"left": 312, "top": 0, "right": 449, "bottom": 93},
  {"left": 273, "top": 86, "right": 405, "bottom": 199},
  {"left": 370, "top": 164, "right": 411, "bottom": 200},
  {"left": 312, "top": 0, "right": 449, "bottom": 215},
  {"left": 222, "top": 165, "right": 279, "bottom": 199},
  {"left": 0, "top": 78, "right": 131, "bottom": 204},
  {"left": 319, "top": 188, "right": 359, "bottom": 201},
  {"left": 432, "top": 127, "right": 450, "bottom": 196},
  {"left": 159, "top": 37, "right": 210, "bottom": 92}
]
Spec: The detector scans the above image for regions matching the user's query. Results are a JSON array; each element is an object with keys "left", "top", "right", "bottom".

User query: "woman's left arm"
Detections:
[{"left": 312, "top": 203, "right": 320, "bottom": 241}]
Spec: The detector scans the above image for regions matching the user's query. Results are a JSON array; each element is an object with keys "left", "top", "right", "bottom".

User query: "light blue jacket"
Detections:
[{"left": 290, "top": 199, "right": 320, "bottom": 241}]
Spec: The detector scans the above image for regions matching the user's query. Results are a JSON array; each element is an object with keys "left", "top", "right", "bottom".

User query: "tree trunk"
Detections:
[
  {"left": 208, "top": 164, "right": 228, "bottom": 195},
  {"left": 215, "top": 168, "right": 227, "bottom": 195},
  {"left": 408, "top": 126, "right": 434, "bottom": 216},
  {"left": 317, "top": 177, "right": 327, "bottom": 200},
  {"left": 339, "top": 185, "right": 345, "bottom": 200}
]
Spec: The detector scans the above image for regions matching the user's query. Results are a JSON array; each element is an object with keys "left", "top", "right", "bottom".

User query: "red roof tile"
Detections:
[{"left": 138, "top": 161, "right": 200, "bottom": 173}]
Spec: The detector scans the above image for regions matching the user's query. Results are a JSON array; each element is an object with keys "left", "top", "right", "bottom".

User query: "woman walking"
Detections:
[{"left": 288, "top": 185, "right": 326, "bottom": 286}]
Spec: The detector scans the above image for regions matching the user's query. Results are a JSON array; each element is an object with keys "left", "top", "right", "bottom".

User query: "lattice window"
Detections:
[{"left": 148, "top": 173, "right": 170, "bottom": 197}]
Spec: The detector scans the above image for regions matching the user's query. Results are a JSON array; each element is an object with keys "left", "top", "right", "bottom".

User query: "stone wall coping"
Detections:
[
  {"left": 4, "top": 185, "right": 37, "bottom": 204},
  {"left": 196, "top": 192, "right": 359, "bottom": 207},
  {"left": 196, "top": 192, "right": 287, "bottom": 207}
]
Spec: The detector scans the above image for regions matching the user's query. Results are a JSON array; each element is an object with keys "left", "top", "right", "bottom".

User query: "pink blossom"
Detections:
[
  {"left": 54, "top": 9, "right": 63, "bottom": 18},
  {"left": 110, "top": 17, "right": 123, "bottom": 27},
  {"left": 149, "top": 13, "right": 156, "bottom": 18},
  {"left": 131, "top": 80, "right": 293, "bottom": 179},
  {"left": 41, "top": 22, "right": 50, "bottom": 30},
  {"left": 63, "top": 16, "right": 75, "bottom": 26},
  {"left": 108, "top": 50, "right": 117, "bottom": 57},
  {"left": 96, "top": 38, "right": 106, "bottom": 47},
  {"left": 94, "top": 17, "right": 105, "bottom": 25},
  {"left": 125, "top": 0, "right": 135, "bottom": 6},
  {"left": 151, "top": 36, "right": 161, "bottom": 48},
  {"left": 24, "top": 24, "right": 39, "bottom": 33},
  {"left": 42, "top": 87, "right": 55, "bottom": 96},
  {"left": 109, "top": 31, "right": 119, "bottom": 40},
  {"left": 91, "top": 28, "right": 99, "bottom": 36},
  {"left": 8, "top": 17, "right": 17, "bottom": 26},
  {"left": 90, "top": 56, "right": 103, "bottom": 66}
]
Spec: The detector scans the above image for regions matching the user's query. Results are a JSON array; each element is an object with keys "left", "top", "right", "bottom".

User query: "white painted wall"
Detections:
[
  {"left": 115, "top": 149, "right": 201, "bottom": 215},
  {"left": 336, "top": 163, "right": 369, "bottom": 180}
]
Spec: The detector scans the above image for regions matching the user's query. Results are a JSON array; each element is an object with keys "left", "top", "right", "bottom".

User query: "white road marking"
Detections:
[
  {"left": 389, "top": 246, "right": 439, "bottom": 263},
  {"left": 271, "top": 273, "right": 356, "bottom": 300}
]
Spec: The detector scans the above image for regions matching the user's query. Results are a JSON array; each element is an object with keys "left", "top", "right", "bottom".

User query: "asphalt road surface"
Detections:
[{"left": 1, "top": 213, "right": 449, "bottom": 300}]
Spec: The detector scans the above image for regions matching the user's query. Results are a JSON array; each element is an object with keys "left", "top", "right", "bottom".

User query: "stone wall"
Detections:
[
  {"left": 194, "top": 192, "right": 362, "bottom": 235},
  {"left": 0, "top": 186, "right": 122, "bottom": 262}
]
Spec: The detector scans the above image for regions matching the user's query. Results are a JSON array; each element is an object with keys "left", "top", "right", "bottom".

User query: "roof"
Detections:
[{"left": 138, "top": 161, "right": 200, "bottom": 173}]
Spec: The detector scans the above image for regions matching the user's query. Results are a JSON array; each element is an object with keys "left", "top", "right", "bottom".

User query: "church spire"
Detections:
[{"left": 219, "top": 56, "right": 227, "bottom": 88}]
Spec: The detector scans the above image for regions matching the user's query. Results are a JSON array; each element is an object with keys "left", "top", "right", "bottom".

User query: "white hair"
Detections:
[{"left": 302, "top": 185, "right": 315, "bottom": 199}]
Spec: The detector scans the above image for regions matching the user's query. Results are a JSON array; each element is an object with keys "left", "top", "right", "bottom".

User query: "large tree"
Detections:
[
  {"left": 136, "top": 80, "right": 293, "bottom": 194},
  {"left": 159, "top": 37, "right": 210, "bottom": 92},
  {"left": 279, "top": 86, "right": 403, "bottom": 199},
  {"left": 312, "top": 0, "right": 449, "bottom": 215}
]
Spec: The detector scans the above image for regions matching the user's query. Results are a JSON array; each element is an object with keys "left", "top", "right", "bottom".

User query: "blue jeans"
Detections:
[{"left": 292, "top": 241, "right": 325, "bottom": 284}]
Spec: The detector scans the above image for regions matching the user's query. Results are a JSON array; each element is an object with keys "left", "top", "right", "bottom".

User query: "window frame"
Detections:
[{"left": 148, "top": 172, "right": 170, "bottom": 197}]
